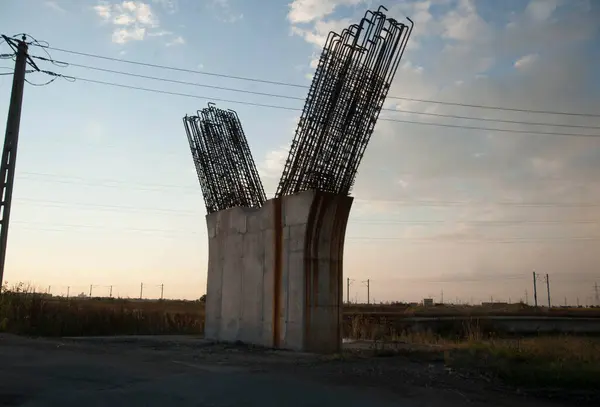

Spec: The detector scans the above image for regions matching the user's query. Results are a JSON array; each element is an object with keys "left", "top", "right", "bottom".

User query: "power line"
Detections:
[
  {"left": 29, "top": 56, "right": 600, "bottom": 131},
  {"left": 387, "top": 108, "right": 600, "bottom": 130},
  {"left": 11, "top": 220, "right": 600, "bottom": 244},
  {"left": 30, "top": 57, "right": 307, "bottom": 102},
  {"left": 28, "top": 43, "right": 600, "bottom": 118},
  {"left": 29, "top": 45, "right": 307, "bottom": 89},
  {"left": 18, "top": 172, "right": 600, "bottom": 208},
  {"left": 51, "top": 75, "right": 600, "bottom": 139}
]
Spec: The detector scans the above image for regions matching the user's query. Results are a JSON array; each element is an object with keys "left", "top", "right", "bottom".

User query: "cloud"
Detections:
[
  {"left": 147, "top": 30, "right": 173, "bottom": 37},
  {"left": 94, "top": 1, "right": 185, "bottom": 45},
  {"left": 526, "top": 0, "right": 562, "bottom": 22},
  {"left": 93, "top": 1, "right": 157, "bottom": 44},
  {"left": 287, "top": 0, "right": 366, "bottom": 24},
  {"left": 166, "top": 35, "right": 185, "bottom": 46},
  {"left": 284, "top": 0, "right": 600, "bottom": 299},
  {"left": 209, "top": 0, "right": 244, "bottom": 23},
  {"left": 514, "top": 53, "right": 538, "bottom": 70},
  {"left": 152, "top": 0, "right": 177, "bottom": 14},
  {"left": 44, "top": 0, "right": 66, "bottom": 13}
]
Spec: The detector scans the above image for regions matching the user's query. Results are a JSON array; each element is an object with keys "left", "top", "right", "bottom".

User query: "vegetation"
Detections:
[
  {"left": 346, "top": 314, "right": 600, "bottom": 395},
  {"left": 2, "top": 283, "right": 598, "bottom": 394},
  {"left": 0, "top": 283, "right": 204, "bottom": 336}
]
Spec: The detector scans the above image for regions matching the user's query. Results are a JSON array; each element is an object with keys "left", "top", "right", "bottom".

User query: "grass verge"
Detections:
[{"left": 0, "top": 283, "right": 203, "bottom": 336}]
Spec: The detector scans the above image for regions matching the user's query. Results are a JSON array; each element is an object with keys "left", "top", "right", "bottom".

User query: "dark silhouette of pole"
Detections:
[
  {"left": 595, "top": 282, "right": 599, "bottom": 306},
  {"left": 546, "top": 273, "right": 551, "bottom": 308},
  {"left": 140, "top": 282, "right": 143, "bottom": 299},
  {"left": 89, "top": 284, "right": 93, "bottom": 297},
  {"left": 109, "top": 285, "right": 113, "bottom": 298},
  {"left": 160, "top": 284, "right": 164, "bottom": 300},
  {"left": 66, "top": 286, "right": 70, "bottom": 299},
  {"left": 0, "top": 36, "right": 28, "bottom": 285},
  {"left": 533, "top": 271, "right": 538, "bottom": 307},
  {"left": 347, "top": 278, "right": 353, "bottom": 304},
  {"left": 362, "top": 279, "right": 370, "bottom": 304}
]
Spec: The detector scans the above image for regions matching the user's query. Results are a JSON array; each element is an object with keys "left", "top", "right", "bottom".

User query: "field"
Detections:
[{"left": 2, "top": 284, "right": 599, "bottom": 398}]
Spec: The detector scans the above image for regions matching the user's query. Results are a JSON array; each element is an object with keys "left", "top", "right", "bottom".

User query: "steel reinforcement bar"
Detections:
[
  {"left": 276, "top": 5, "right": 413, "bottom": 197},
  {"left": 183, "top": 103, "right": 266, "bottom": 213}
]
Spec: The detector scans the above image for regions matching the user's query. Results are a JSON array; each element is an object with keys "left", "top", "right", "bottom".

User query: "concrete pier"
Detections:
[{"left": 204, "top": 190, "right": 353, "bottom": 353}]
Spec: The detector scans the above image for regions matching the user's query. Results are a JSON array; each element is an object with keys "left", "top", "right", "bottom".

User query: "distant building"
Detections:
[{"left": 423, "top": 298, "right": 434, "bottom": 307}]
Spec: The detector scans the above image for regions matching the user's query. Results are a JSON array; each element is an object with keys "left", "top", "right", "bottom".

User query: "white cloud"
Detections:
[
  {"left": 147, "top": 30, "right": 173, "bottom": 37},
  {"left": 283, "top": 0, "right": 600, "bottom": 301},
  {"left": 287, "top": 0, "right": 366, "bottom": 24},
  {"left": 166, "top": 35, "right": 185, "bottom": 46},
  {"left": 514, "top": 53, "right": 538, "bottom": 70},
  {"left": 112, "top": 27, "right": 146, "bottom": 44},
  {"left": 94, "top": 1, "right": 185, "bottom": 45},
  {"left": 94, "top": 3, "right": 112, "bottom": 19},
  {"left": 210, "top": 0, "right": 244, "bottom": 23},
  {"left": 152, "top": 0, "right": 177, "bottom": 14},
  {"left": 526, "top": 0, "right": 562, "bottom": 22},
  {"left": 44, "top": 1, "right": 66, "bottom": 13}
]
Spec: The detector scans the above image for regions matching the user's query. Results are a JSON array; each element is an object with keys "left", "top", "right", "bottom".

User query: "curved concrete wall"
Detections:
[{"left": 204, "top": 190, "right": 352, "bottom": 353}]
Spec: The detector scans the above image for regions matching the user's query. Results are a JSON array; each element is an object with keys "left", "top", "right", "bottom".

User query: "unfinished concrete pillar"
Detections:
[{"left": 204, "top": 190, "right": 352, "bottom": 353}]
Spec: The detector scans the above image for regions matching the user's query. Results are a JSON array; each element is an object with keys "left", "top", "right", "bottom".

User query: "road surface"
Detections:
[{"left": 0, "top": 334, "right": 579, "bottom": 406}]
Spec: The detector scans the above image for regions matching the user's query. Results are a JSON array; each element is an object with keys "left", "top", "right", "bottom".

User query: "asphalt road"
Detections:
[{"left": 0, "top": 335, "right": 576, "bottom": 407}]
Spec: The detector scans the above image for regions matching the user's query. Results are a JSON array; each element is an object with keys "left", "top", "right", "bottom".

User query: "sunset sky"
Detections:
[{"left": 1, "top": 0, "right": 599, "bottom": 304}]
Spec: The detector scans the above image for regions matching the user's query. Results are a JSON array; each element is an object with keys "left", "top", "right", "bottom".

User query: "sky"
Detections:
[{"left": 0, "top": 0, "right": 599, "bottom": 304}]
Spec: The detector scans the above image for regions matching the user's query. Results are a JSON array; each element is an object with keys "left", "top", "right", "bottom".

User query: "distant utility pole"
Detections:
[
  {"left": 441, "top": 289, "right": 444, "bottom": 304},
  {"left": 362, "top": 279, "right": 370, "bottom": 304},
  {"left": 532, "top": 271, "right": 538, "bottom": 307},
  {"left": 546, "top": 273, "right": 551, "bottom": 308},
  {"left": 595, "top": 282, "right": 599, "bottom": 306},
  {"left": 109, "top": 285, "right": 113, "bottom": 298},
  {"left": 66, "top": 286, "right": 70, "bottom": 299},
  {"left": 0, "top": 36, "right": 28, "bottom": 285},
  {"left": 140, "top": 282, "right": 143, "bottom": 300},
  {"left": 346, "top": 278, "right": 354, "bottom": 304},
  {"left": 89, "top": 284, "right": 93, "bottom": 297},
  {"left": 160, "top": 284, "right": 164, "bottom": 300}
]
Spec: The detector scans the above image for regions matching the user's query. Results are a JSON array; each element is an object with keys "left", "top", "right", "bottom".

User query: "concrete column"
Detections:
[{"left": 203, "top": 190, "right": 352, "bottom": 353}]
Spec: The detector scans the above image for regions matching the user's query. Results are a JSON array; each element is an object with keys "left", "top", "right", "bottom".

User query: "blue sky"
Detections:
[{"left": 1, "top": 0, "right": 599, "bottom": 304}]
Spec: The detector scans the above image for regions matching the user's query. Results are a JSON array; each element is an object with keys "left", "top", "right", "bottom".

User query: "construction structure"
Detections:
[{"left": 184, "top": 6, "right": 413, "bottom": 353}]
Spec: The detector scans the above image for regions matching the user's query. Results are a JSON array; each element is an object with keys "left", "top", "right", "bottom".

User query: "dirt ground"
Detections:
[{"left": 0, "top": 334, "right": 590, "bottom": 406}]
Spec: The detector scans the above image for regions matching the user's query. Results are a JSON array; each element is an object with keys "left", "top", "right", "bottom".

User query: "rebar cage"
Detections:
[
  {"left": 183, "top": 103, "right": 266, "bottom": 214},
  {"left": 276, "top": 6, "right": 413, "bottom": 197}
]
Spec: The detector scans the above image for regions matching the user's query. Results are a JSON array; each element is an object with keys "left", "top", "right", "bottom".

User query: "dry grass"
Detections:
[
  {"left": 346, "top": 314, "right": 600, "bottom": 392},
  {"left": 0, "top": 283, "right": 204, "bottom": 336}
]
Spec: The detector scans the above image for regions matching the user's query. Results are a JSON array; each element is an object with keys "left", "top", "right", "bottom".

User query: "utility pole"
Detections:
[
  {"left": 595, "top": 282, "right": 599, "bottom": 306},
  {"left": 47, "top": 285, "right": 50, "bottom": 294},
  {"left": 346, "top": 278, "right": 353, "bottom": 304},
  {"left": 546, "top": 273, "right": 551, "bottom": 308},
  {"left": 525, "top": 289, "right": 528, "bottom": 305},
  {"left": 362, "top": 279, "right": 370, "bottom": 304},
  {"left": 140, "top": 282, "right": 143, "bottom": 300},
  {"left": 532, "top": 271, "right": 538, "bottom": 307},
  {"left": 160, "top": 283, "right": 164, "bottom": 300},
  {"left": 66, "top": 286, "right": 70, "bottom": 299},
  {"left": 109, "top": 285, "right": 113, "bottom": 298},
  {"left": 0, "top": 36, "right": 28, "bottom": 285},
  {"left": 89, "top": 284, "right": 93, "bottom": 297},
  {"left": 441, "top": 289, "right": 444, "bottom": 304}
]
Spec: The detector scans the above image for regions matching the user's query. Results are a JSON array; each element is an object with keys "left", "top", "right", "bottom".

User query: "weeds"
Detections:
[
  {"left": 345, "top": 314, "right": 600, "bottom": 392},
  {"left": 0, "top": 283, "right": 203, "bottom": 336}
]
